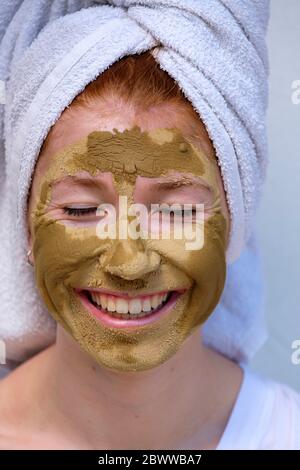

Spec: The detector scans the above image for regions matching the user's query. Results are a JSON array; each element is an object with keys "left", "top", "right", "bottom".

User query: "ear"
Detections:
[{"left": 226, "top": 216, "right": 231, "bottom": 251}]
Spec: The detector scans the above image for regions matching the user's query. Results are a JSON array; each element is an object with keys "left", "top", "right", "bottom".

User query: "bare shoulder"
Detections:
[
  {"left": 0, "top": 372, "right": 22, "bottom": 449},
  {"left": 0, "top": 355, "right": 80, "bottom": 450},
  {"left": 0, "top": 359, "right": 46, "bottom": 450}
]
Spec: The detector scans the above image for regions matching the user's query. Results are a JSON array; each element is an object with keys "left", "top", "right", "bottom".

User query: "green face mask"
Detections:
[{"left": 30, "top": 126, "right": 227, "bottom": 372}]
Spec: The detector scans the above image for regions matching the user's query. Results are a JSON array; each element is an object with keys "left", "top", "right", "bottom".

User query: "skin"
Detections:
[
  {"left": 0, "top": 99, "right": 243, "bottom": 449},
  {"left": 29, "top": 125, "right": 227, "bottom": 372}
]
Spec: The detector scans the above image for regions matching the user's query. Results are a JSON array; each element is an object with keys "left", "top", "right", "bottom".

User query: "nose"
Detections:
[{"left": 101, "top": 238, "right": 161, "bottom": 281}]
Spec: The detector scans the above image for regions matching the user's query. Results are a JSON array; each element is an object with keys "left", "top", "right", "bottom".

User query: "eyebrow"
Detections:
[
  {"left": 150, "top": 174, "right": 212, "bottom": 192},
  {"left": 51, "top": 173, "right": 212, "bottom": 193},
  {"left": 51, "top": 174, "right": 106, "bottom": 188}
]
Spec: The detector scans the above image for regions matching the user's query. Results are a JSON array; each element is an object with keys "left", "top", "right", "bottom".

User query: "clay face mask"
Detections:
[{"left": 30, "top": 126, "right": 228, "bottom": 372}]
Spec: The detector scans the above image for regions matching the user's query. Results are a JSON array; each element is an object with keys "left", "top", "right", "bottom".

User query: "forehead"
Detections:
[{"left": 42, "top": 125, "right": 218, "bottom": 187}]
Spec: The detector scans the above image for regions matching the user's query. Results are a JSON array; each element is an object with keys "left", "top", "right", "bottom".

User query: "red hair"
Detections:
[{"left": 41, "top": 50, "right": 214, "bottom": 157}]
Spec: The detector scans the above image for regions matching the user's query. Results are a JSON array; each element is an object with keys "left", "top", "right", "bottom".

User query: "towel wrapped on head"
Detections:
[{"left": 0, "top": 0, "right": 270, "bottom": 367}]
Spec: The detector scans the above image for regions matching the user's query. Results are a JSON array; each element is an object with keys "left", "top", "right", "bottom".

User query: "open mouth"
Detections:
[{"left": 76, "top": 288, "right": 184, "bottom": 328}]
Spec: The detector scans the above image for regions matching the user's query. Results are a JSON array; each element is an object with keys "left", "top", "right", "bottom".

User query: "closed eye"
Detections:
[
  {"left": 158, "top": 208, "right": 197, "bottom": 216},
  {"left": 151, "top": 206, "right": 198, "bottom": 217},
  {"left": 63, "top": 206, "right": 98, "bottom": 216}
]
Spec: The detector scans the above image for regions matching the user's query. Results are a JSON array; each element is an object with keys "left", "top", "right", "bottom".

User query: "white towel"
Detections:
[{"left": 0, "top": 0, "right": 270, "bottom": 366}]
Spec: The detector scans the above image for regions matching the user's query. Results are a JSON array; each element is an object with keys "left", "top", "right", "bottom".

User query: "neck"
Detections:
[{"left": 31, "top": 326, "right": 243, "bottom": 449}]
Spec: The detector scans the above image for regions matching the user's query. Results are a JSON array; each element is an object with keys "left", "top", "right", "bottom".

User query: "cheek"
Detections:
[
  {"left": 32, "top": 223, "right": 76, "bottom": 320},
  {"left": 32, "top": 221, "right": 103, "bottom": 308},
  {"left": 148, "top": 212, "right": 227, "bottom": 321},
  {"left": 187, "top": 213, "right": 227, "bottom": 321},
  {"left": 189, "top": 237, "right": 226, "bottom": 321}
]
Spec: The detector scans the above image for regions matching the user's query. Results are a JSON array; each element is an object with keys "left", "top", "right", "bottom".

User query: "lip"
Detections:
[{"left": 75, "top": 288, "right": 186, "bottom": 329}]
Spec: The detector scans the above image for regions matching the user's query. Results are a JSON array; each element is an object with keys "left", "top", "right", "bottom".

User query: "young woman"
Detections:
[{"left": 0, "top": 52, "right": 299, "bottom": 450}]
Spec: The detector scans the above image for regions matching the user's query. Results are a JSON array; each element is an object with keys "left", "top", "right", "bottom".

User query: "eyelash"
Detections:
[
  {"left": 63, "top": 207, "right": 97, "bottom": 216},
  {"left": 62, "top": 207, "right": 198, "bottom": 217},
  {"left": 154, "top": 208, "right": 197, "bottom": 215}
]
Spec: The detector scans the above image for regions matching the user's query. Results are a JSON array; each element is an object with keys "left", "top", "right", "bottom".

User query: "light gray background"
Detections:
[{"left": 250, "top": 0, "right": 300, "bottom": 391}]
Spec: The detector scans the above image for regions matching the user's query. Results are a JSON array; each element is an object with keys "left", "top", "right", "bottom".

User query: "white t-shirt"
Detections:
[
  {"left": 1, "top": 364, "right": 300, "bottom": 449},
  {"left": 216, "top": 366, "right": 300, "bottom": 450}
]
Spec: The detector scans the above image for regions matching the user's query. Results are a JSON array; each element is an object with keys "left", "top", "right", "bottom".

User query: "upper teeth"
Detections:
[{"left": 90, "top": 292, "right": 168, "bottom": 315}]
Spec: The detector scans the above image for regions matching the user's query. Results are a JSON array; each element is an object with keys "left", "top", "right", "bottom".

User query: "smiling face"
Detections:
[{"left": 27, "top": 103, "right": 230, "bottom": 372}]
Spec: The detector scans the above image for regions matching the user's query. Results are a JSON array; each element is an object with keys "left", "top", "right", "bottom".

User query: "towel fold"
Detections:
[{"left": 0, "top": 0, "right": 270, "bottom": 365}]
